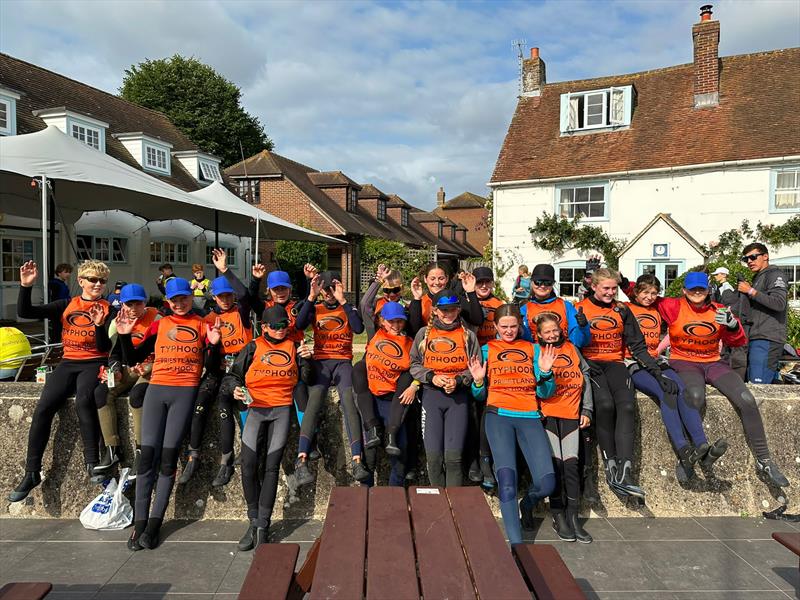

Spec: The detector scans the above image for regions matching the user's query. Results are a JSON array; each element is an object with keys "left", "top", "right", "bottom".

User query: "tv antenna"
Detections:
[{"left": 512, "top": 39, "right": 526, "bottom": 96}]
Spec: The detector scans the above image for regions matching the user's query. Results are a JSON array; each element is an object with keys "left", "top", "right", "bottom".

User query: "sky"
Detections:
[{"left": 1, "top": 0, "right": 798, "bottom": 210}]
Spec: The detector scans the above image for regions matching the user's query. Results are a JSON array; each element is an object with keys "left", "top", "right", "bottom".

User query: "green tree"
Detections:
[
  {"left": 360, "top": 237, "right": 434, "bottom": 298},
  {"left": 274, "top": 239, "right": 327, "bottom": 290},
  {"left": 120, "top": 55, "right": 272, "bottom": 166},
  {"left": 528, "top": 212, "right": 627, "bottom": 269}
]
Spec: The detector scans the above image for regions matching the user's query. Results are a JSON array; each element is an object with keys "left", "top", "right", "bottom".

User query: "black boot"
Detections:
[
  {"left": 294, "top": 457, "right": 315, "bottom": 487},
  {"left": 308, "top": 440, "right": 322, "bottom": 462},
  {"left": 255, "top": 526, "right": 269, "bottom": 549},
  {"left": 467, "top": 458, "right": 482, "bottom": 483},
  {"left": 698, "top": 438, "right": 729, "bottom": 468},
  {"left": 129, "top": 446, "right": 141, "bottom": 481},
  {"left": 212, "top": 464, "right": 235, "bottom": 488},
  {"left": 364, "top": 425, "right": 381, "bottom": 450},
  {"left": 7, "top": 471, "right": 42, "bottom": 503},
  {"left": 178, "top": 451, "right": 199, "bottom": 484},
  {"left": 352, "top": 459, "right": 371, "bottom": 483},
  {"left": 603, "top": 458, "right": 620, "bottom": 492},
  {"left": 614, "top": 458, "right": 645, "bottom": 499},
  {"left": 582, "top": 464, "right": 601, "bottom": 505},
  {"left": 238, "top": 520, "right": 257, "bottom": 552},
  {"left": 87, "top": 463, "right": 105, "bottom": 485},
  {"left": 519, "top": 498, "right": 536, "bottom": 530},
  {"left": 551, "top": 511, "right": 576, "bottom": 542},
  {"left": 385, "top": 432, "right": 402, "bottom": 456},
  {"left": 568, "top": 510, "right": 592, "bottom": 544},
  {"left": 479, "top": 456, "right": 496, "bottom": 491},
  {"left": 139, "top": 517, "right": 162, "bottom": 550},
  {"left": 756, "top": 458, "right": 790, "bottom": 487},
  {"left": 676, "top": 445, "right": 696, "bottom": 484},
  {"left": 93, "top": 446, "right": 121, "bottom": 475},
  {"left": 128, "top": 521, "right": 146, "bottom": 551}
]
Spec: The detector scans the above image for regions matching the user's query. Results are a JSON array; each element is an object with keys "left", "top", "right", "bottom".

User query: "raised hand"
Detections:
[
  {"left": 468, "top": 354, "right": 486, "bottom": 384},
  {"left": 410, "top": 277, "right": 424, "bottom": 300},
  {"left": 332, "top": 280, "right": 346, "bottom": 304},
  {"left": 115, "top": 307, "right": 136, "bottom": 335},
  {"left": 538, "top": 343, "right": 556, "bottom": 373},
  {"left": 575, "top": 306, "right": 588, "bottom": 327},
  {"left": 207, "top": 317, "right": 222, "bottom": 345},
  {"left": 375, "top": 264, "right": 390, "bottom": 282},
  {"left": 461, "top": 272, "right": 476, "bottom": 293},
  {"left": 19, "top": 261, "right": 38, "bottom": 287},
  {"left": 252, "top": 263, "right": 267, "bottom": 280},
  {"left": 211, "top": 248, "right": 228, "bottom": 273},
  {"left": 88, "top": 302, "right": 106, "bottom": 326},
  {"left": 303, "top": 263, "right": 319, "bottom": 280},
  {"left": 308, "top": 274, "right": 322, "bottom": 300}
]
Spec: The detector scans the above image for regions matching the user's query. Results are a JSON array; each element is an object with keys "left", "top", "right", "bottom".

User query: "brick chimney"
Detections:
[
  {"left": 692, "top": 5, "right": 720, "bottom": 107},
  {"left": 437, "top": 186, "right": 446, "bottom": 208},
  {"left": 522, "top": 47, "right": 546, "bottom": 97}
]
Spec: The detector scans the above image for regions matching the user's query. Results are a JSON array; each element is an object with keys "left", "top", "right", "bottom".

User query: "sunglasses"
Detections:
[
  {"left": 82, "top": 276, "right": 107, "bottom": 284},
  {"left": 533, "top": 279, "right": 554, "bottom": 287},
  {"left": 741, "top": 253, "right": 764, "bottom": 263},
  {"left": 268, "top": 320, "right": 290, "bottom": 330},
  {"left": 382, "top": 286, "right": 402, "bottom": 294}
]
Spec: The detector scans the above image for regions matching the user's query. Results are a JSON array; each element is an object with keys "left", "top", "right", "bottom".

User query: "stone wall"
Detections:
[{"left": 1, "top": 382, "right": 797, "bottom": 520}]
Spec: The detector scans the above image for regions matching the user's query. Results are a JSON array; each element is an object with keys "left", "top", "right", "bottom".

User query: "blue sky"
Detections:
[{"left": 1, "top": 0, "right": 798, "bottom": 210}]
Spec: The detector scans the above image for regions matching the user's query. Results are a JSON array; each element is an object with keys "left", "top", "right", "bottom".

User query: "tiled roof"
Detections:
[
  {"left": 387, "top": 194, "right": 413, "bottom": 208},
  {"left": 492, "top": 49, "right": 800, "bottom": 183},
  {"left": 358, "top": 183, "right": 389, "bottom": 200},
  {"left": 0, "top": 52, "right": 203, "bottom": 192},
  {"left": 308, "top": 171, "right": 362, "bottom": 189},
  {"left": 439, "top": 191, "right": 486, "bottom": 209},
  {"left": 618, "top": 213, "right": 707, "bottom": 258}
]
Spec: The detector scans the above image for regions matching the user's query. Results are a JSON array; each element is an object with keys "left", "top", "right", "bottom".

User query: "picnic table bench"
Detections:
[
  {"left": 0, "top": 582, "right": 52, "bottom": 600},
  {"left": 241, "top": 485, "right": 585, "bottom": 599},
  {"left": 772, "top": 531, "right": 800, "bottom": 557}
]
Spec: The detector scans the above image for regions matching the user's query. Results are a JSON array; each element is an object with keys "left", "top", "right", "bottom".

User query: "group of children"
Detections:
[{"left": 7, "top": 254, "right": 790, "bottom": 550}]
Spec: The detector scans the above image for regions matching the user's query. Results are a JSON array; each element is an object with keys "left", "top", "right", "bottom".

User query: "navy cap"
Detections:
[
  {"left": 120, "top": 283, "right": 146, "bottom": 303},
  {"left": 531, "top": 264, "right": 555, "bottom": 283},
  {"left": 319, "top": 271, "right": 341, "bottom": 289},
  {"left": 684, "top": 272, "right": 709, "bottom": 289},
  {"left": 211, "top": 276, "right": 235, "bottom": 296},
  {"left": 433, "top": 289, "right": 460, "bottom": 308},
  {"left": 267, "top": 271, "right": 292, "bottom": 289},
  {"left": 380, "top": 301, "right": 407, "bottom": 321},
  {"left": 165, "top": 277, "right": 193, "bottom": 299},
  {"left": 264, "top": 304, "right": 288, "bottom": 327},
  {"left": 472, "top": 266, "right": 494, "bottom": 282}
]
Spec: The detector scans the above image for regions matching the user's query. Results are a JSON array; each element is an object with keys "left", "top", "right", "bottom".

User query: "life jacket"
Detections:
[
  {"left": 422, "top": 325, "right": 469, "bottom": 377},
  {"left": 365, "top": 328, "right": 413, "bottom": 396},
  {"left": 625, "top": 303, "right": 661, "bottom": 359},
  {"left": 313, "top": 303, "right": 353, "bottom": 360},
  {"left": 207, "top": 307, "right": 252, "bottom": 356},
  {"left": 245, "top": 337, "right": 298, "bottom": 408},
  {"left": 576, "top": 298, "right": 625, "bottom": 362},
  {"left": 485, "top": 339, "right": 538, "bottom": 412},
  {"left": 668, "top": 300, "right": 723, "bottom": 363},
  {"left": 476, "top": 296, "right": 504, "bottom": 346},
  {"left": 421, "top": 294, "right": 434, "bottom": 323},
  {"left": 193, "top": 277, "right": 211, "bottom": 297},
  {"left": 540, "top": 341, "right": 583, "bottom": 419},
  {"left": 524, "top": 297, "right": 569, "bottom": 339},
  {"left": 265, "top": 299, "right": 304, "bottom": 343},
  {"left": 150, "top": 314, "right": 206, "bottom": 386},
  {"left": 60, "top": 297, "right": 110, "bottom": 361},
  {"left": 130, "top": 307, "right": 160, "bottom": 348}
]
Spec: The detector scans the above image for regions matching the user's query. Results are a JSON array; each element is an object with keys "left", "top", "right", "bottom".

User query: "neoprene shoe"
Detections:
[
  {"left": 211, "top": 464, "right": 235, "bottom": 488},
  {"left": 675, "top": 446, "right": 696, "bottom": 484},
  {"left": 130, "top": 447, "right": 141, "bottom": 481},
  {"left": 352, "top": 459, "right": 371, "bottom": 483},
  {"left": 178, "top": 454, "right": 199, "bottom": 484},
  {"left": 519, "top": 498, "right": 536, "bottom": 530},
  {"left": 569, "top": 512, "right": 593, "bottom": 544},
  {"left": 93, "top": 445, "right": 121, "bottom": 475},
  {"left": 140, "top": 518, "right": 162, "bottom": 550},
  {"left": 552, "top": 511, "right": 576, "bottom": 542},
  {"left": 255, "top": 526, "right": 269, "bottom": 548},
  {"left": 614, "top": 459, "right": 646, "bottom": 499},
  {"left": 294, "top": 458, "right": 315, "bottom": 487},
  {"left": 8, "top": 471, "right": 42, "bottom": 502},
  {"left": 699, "top": 438, "right": 729, "bottom": 468},
  {"left": 385, "top": 432, "right": 402, "bottom": 457},
  {"left": 127, "top": 529, "right": 143, "bottom": 552},
  {"left": 87, "top": 464, "right": 106, "bottom": 485},
  {"left": 582, "top": 465, "right": 601, "bottom": 505},
  {"left": 479, "top": 456, "right": 496, "bottom": 491},
  {"left": 238, "top": 521, "right": 257, "bottom": 552},
  {"left": 756, "top": 458, "right": 789, "bottom": 487},
  {"left": 467, "top": 459, "right": 483, "bottom": 483},
  {"left": 363, "top": 426, "right": 381, "bottom": 450}
]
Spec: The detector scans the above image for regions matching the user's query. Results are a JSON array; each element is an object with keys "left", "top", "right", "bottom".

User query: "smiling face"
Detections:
[
  {"left": 495, "top": 315, "right": 519, "bottom": 342},
  {"left": 435, "top": 305, "right": 460, "bottom": 324},
  {"left": 475, "top": 279, "right": 493, "bottom": 300},
  {"left": 382, "top": 278, "right": 403, "bottom": 302},
  {"left": 78, "top": 271, "right": 106, "bottom": 301},
  {"left": 538, "top": 319, "right": 562, "bottom": 344},
  {"left": 270, "top": 285, "right": 291, "bottom": 304},
  {"left": 381, "top": 317, "right": 406, "bottom": 336},
  {"left": 531, "top": 280, "right": 554, "bottom": 300},
  {"left": 635, "top": 284, "right": 659, "bottom": 307},
  {"left": 214, "top": 292, "right": 235, "bottom": 311},
  {"left": 168, "top": 294, "right": 192, "bottom": 315},
  {"left": 193, "top": 270, "right": 205, "bottom": 280},
  {"left": 425, "top": 268, "right": 448, "bottom": 294},
  {"left": 592, "top": 278, "right": 618, "bottom": 303},
  {"left": 123, "top": 300, "right": 146, "bottom": 319},
  {"left": 266, "top": 324, "right": 288, "bottom": 340},
  {"left": 683, "top": 286, "right": 709, "bottom": 306}
]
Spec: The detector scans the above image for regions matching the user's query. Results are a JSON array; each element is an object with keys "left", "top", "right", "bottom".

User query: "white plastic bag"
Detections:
[{"left": 79, "top": 468, "right": 133, "bottom": 530}]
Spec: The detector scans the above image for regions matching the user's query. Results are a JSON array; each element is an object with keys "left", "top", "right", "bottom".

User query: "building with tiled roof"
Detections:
[
  {"left": 489, "top": 7, "right": 800, "bottom": 298},
  {"left": 432, "top": 187, "right": 489, "bottom": 252}
]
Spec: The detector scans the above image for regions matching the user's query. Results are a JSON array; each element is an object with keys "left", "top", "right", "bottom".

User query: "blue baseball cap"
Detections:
[
  {"left": 433, "top": 289, "right": 460, "bottom": 308},
  {"left": 211, "top": 276, "right": 235, "bottom": 296},
  {"left": 267, "top": 271, "right": 292, "bottom": 289},
  {"left": 684, "top": 272, "right": 709, "bottom": 290},
  {"left": 165, "top": 277, "right": 193, "bottom": 299},
  {"left": 120, "top": 283, "right": 147, "bottom": 303},
  {"left": 380, "top": 301, "right": 407, "bottom": 321}
]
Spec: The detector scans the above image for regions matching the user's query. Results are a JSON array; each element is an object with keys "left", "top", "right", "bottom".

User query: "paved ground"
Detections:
[{"left": 0, "top": 516, "right": 797, "bottom": 599}]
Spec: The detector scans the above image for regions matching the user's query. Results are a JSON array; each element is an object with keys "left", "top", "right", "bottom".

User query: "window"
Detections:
[
  {"left": 76, "top": 235, "right": 127, "bottom": 263},
  {"left": 437, "top": 222, "right": 443, "bottom": 237},
  {"left": 1, "top": 238, "right": 34, "bottom": 282},
  {"left": 560, "top": 86, "right": 633, "bottom": 133},
  {"left": 401, "top": 208, "right": 409, "bottom": 227},
  {"left": 450, "top": 227, "right": 456, "bottom": 241},
  {"left": 0, "top": 100, "right": 8, "bottom": 134},
  {"left": 773, "top": 259, "right": 800, "bottom": 301},
  {"left": 557, "top": 265, "right": 586, "bottom": 298},
  {"left": 71, "top": 123, "right": 100, "bottom": 150},
  {"left": 771, "top": 168, "right": 800, "bottom": 212},
  {"left": 150, "top": 241, "right": 188, "bottom": 264},
  {"left": 377, "top": 199, "right": 387, "bottom": 221},
  {"left": 0, "top": 92, "right": 20, "bottom": 136},
  {"left": 557, "top": 183, "right": 608, "bottom": 220},
  {"left": 237, "top": 179, "right": 260, "bottom": 203},
  {"left": 145, "top": 144, "right": 169, "bottom": 173},
  {"left": 206, "top": 245, "right": 237, "bottom": 269},
  {"left": 347, "top": 189, "right": 358, "bottom": 212},
  {"left": 199, "top": 160, "right": 222, "bottom": 182}
]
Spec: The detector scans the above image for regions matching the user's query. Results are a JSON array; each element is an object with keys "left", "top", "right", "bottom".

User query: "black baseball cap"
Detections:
[
  {"left": 531, "top": 264, "right": 555, "bottom": 283},
  {"left": 263, "top": 304, "right": 289, "bottom": 327},
  {"left": 319, "top": 271, "right": 341, "bottom": 289},
  {"left": 114, "top": 280, "right": 127, "bottom": 290},
  {"left": 472, "top": 266, "right": 494, "bottom": 282}
]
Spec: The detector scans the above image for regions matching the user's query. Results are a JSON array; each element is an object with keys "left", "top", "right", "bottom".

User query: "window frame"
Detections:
[
  {"left": 772, "top": 256, "right": 800, "bottom": 302},
  {"left": 554, "top": 261, "right": 586, "bottom": 300},
  {"left": 206, "top": 245, "right": 237, "bottom": 270},
  {"left": 71, "top": 122, "right": 101, "bottom": 150},
  {"left": 0, "top": 98, "right": 10, "bottom": 135},
  {"left": 347, "top": 188, "right": 358, "bottom": 213},
  {"left": 143, "top": 142, "right": 171, "bottom": 175},
  {"left": 199, "top": 160, "right": 222, "bottom": 182},
  {"left": 400, "top": 208, "right": 409, "bottom": 227},
  {"left": 236, "top": 178, "right": 261, "bottom": 204},
  {"left": 377, "top": 198, "right": 387, "bottom": 221},
  {"left": 769, "top": 166, "right": 800, "bottom": 214},
  {"left": 76, "top": 234, "right": 128, "bottom": 264},
  {"left": 150, "top": 240, "right": 189, "bottom": 265},
  {"left": 1, "top": 237, "right": 35, "bottom": 282},
  {"left": 0, "top": 90, "right": 20, "bottom": 136},
  {"left": 554, "top": 181, "right": 610, "bottom": 222},
  {"left": 560, "top": 85, "right": 633, "bottom": 134}
]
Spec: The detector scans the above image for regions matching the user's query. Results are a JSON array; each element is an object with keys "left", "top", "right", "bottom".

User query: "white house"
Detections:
[{"left": 489, "top": 7, "right": 799, "bottom": 299}]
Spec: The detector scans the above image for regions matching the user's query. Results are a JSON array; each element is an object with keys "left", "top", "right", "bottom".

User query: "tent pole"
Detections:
[
  {"left": 254, "top": 218, "right": 260, "bottom": 264},
  {"left": 41, "top": 175, "right": 49, "bottom": 345},
  {"left": 214, "top": 210, "right": 220, "bottom": 275}
]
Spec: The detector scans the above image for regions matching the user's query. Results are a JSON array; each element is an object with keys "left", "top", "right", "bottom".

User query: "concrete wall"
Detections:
[{"left": 1, "top": 383, "right": 797, "bottom": 521}]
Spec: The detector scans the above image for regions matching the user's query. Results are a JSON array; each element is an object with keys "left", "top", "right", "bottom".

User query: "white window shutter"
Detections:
[
  {"left": 610, "top": 87, "right": 625, "bottom": 125},
  {"left": 568, "top": 96, "right": 578, "bottom": 130},
  {"left": 621, "top": 85, "right": 634, "bottom": 126},
  {"left": 559, "top": 93, "right": 570, "bottom": 132}
]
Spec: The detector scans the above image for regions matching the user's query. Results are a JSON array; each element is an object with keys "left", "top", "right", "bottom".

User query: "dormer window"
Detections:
[
  {"left": 347, "top": 188, "right": 358, "bottom": 212},
  {"left": 450, "top": 227, "right": 456, "bottom": 241},
  {"left": 437, "top": 222, "right": 443, "bottom": 237},
  {"left": 71, "top": 123, "right": 100, "bottom": 149},
  {"left": 0, "top": 86, "right": 21, "bottom": 136},
  {"left": 173, "top": 150, "right": 222, "bottom": 184},
  {"left": 199, "top": 160, "right": 222, "bottom": 182},
  {"left": 145, "top": 145, "right": 168, "bottom": 172},
  {"left": 377, "top": 199, "right": 387, "bottom": 221},
  {"left": 560, "top": 85, "right": 634, "bottom": 134},
  {"left": 401, "top": 208, "right": 409, "bottom": 227},
  {"left": 114, "top": 132, "right": 173, "bottom": 176},
  {"left": 33, "top": 107, "right": 108, "bottom": 151}
]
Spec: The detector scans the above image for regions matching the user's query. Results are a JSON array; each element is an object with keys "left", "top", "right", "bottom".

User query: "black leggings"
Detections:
[
  {"left": 464, "top": 399, "right": 492, "bottom": 469},
  {"left": 188, "top": 372, "right": 239, "bottom": 460},
  {"left": 241, "top": 405, "right": 291, "bottom": 529},
  {"left": 587, "top": 360, "right": 636, "bottom": 462},
  {"left": 544, "top": 416, "right": 581, "bottom": 513},
  {"left": 421, "top": 386, "right": 468, "bottom": 487},
  {"left": 26, "top": 358, "right": 104, "bottom": 471},
  {"left": 353, "top": 362, "right": 416, "bottom": 433},
  {"left": 136, "top": 384, "right": 196, "bottom": 522}
]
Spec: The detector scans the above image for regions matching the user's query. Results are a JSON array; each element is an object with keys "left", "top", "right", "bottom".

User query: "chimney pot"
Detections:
[
  {"left": 521, "top": 47, "right": 546, "bottom": 97},
  {"left": 530, "top": 47, "right": 539, "bottom": 59},
  {"left": 700, "top": 4, "right": 713, "bottom": 21}
]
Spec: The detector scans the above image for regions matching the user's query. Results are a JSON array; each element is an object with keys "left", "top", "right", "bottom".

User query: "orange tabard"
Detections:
[
  {"left": 668, "top": 301, "right": 723, "bottom": 363},
  {"left": 206, "top": 308, "right": 252, "bottom": 355},
  {"left": 576, "top": 299, "right": 625, "bottom": 362},
  {"left": 422, "top": 326, "right": 469, "bottom": 377},
  {"left": 245, "top": 337, "right": 298, "bottom": 408},
  {"left": 130, "top": 307, "right": 159, "bottom": 348},
  {"left": 365, "top": 329, "right": 413, "bottom": 396},
  {"left": 476, "top": 296, "right": 504, "bottom": 346},
  {"left": 150, "top": 315, "right": 206, "bottom": 386},
  {"left": 313, "top": 303, "right": 353, "bottom": 360},
  {"left": 524, "top": 298, "right": 569, "bottom": 339},
  {"left": 540, "top": 342, "right": 583, "bottom": 419},
  {"left": 486, "top": 339, "right": 538, "bottom": 412},
  {"left": 421, "top": 294, "right": 434, "bottom": 324},
  {"left": 624, "top": 303, "right": 661, "bottom": 359},
  {"left": 265, "top": 299, "right": 304, "bottom": 343},
  {"left": 60, "top": 297, "right": 110, "bottom": 360}
]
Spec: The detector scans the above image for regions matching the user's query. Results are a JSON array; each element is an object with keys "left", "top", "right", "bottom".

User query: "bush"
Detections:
[
  {"left": 665, "top": 258, "right": 752, "bottom": 298},
  {"left": 275, "top": 239, "right": 328, "bottom": 290},
  {"left": 360, "top": 237, "right": 434, "bottom": 298},
  {"left": 787, "top": 307, "right": 800, "bottom": 350}
]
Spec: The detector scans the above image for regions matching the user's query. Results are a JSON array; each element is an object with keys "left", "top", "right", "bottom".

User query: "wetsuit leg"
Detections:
[
  {"left": 352, "top": 359, "right": 379, "bottom": 429},
  {"left": 375, "top": 396, "right": 406, "bottom": 486},
  {"left": 218, "top": 375, "right": 238, "bottom": 461},
  {"left": 74, "top": 361, "right": 104, "bottom": 466},
  {"left": 293, "top": 382, "right": 308, "bottom": 426},
  {"left": 664, "top": 368, "right": 707, "bottom": 447},
  {"left": 602, "top": 362, "right": 636, "bottom": 461},
  {"left": 587, "top": 360, "right": 616, "bottom": 460},
  {"left": 189, "top": 372, "right": 221, "bottom": 451},
  {"left": 484, "top": 411, "right": 522, "bottom": 545},
  {"left": 386, "top": 372, "right": 415, "bottom": 434},
  {"left": 332, "top": 361, "right": 363, "bottom": 459},
  {"left": 96, "top": 371, "right": 138, "bottom": 448},
  {"left": 670, "top": 360, "right": 708, "bottom": 414},
  {"left": 241, "top": 409, "right": 265, "bottom": 523},
  {"left": 136, "top": 385, "right": 169, "bottom": 521},
  {"left": 557, "top": 418, "right": 581, "bottom": 513},
  {"left": 128, "top": 379, "right": 149, "bottom": 447},
  {"left": 442, "top": 390, "right": 468, "bottom": 488},
  {"left": 256, "top": 406, "right": 290, "bottom": 528},
  {"left": 421, "top": 386, "right": 446, "bottom": 486},
  {"left": 631, "top": 368, "right": 690, "bottom": 450},
  {"left": 298, "top": 360, "right": 334, "bottom": 455},
  {"left": 544, "top": 417, "right": 566, "bottom": 511},
  {"left": 516, "top": 417, "right": 556, "bottom": 508}
]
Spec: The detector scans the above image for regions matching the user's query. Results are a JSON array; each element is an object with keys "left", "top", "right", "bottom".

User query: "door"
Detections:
[{"left": 636, "top": 261, "right": 685, "bottom": 293}]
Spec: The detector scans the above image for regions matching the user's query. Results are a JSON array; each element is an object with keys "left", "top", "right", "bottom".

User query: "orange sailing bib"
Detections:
[
  {"left": 524, "top": 298, "right": 569, "bottom": 339},
  {"left": 577, "top": 299, "right": 625, "bottom": 362},
  {"left": 130, "top": 307, "right": 159, "bottom": 348},
  {"left": 150, "top": 315, "right": 206, "bottom": 386},
  {"left": 668, "top": 301, "right": 722, "bottom": 363},
  {"left": 365, "top": 329, "right": 412, "bottom": 396},
  {"left": 265, "top": 299, "right": 304, "bottom": 343},
  {"left": 207, "top": 308, "right": 252, "bottom": 356},
  {"left": 541, "top": 342, "right": 583, "bottom": 419},
  {"left": 422, "top": 326, "right": 468, "bottom": 377},
  {"left": 313, "top": 303, "right": 353, "bottom": 360},
  {"left": 625, "top": 303, "right": 661, "bottom": 359},
  {"left": 476, "top": 296, "right": 504, "bottom": 346},
  {"left": 486, "top": 339, "right": 538, "bottom": 412},
  {"left": 245, "top": 337, "right": 298, "bottom": 408},
  {"left": 61, "top": 297, "right": 109, "bottom": 360}
]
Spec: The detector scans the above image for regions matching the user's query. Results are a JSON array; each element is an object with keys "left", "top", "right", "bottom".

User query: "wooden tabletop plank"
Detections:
[
  {"left": 310, "top": 486, "right": 369, "bottom": 600},
  {"left": 513, "top": 544, "right": 586, "bottom": 600},
  {"left": 447, "top": 487, "right": 531, "bottom": 599},
  {"left": 772, "top": 531, "right": 800, "bottom": 556},
  {"left": 366, "top": 487, "right": 419, "bottom": 600},
  {"left": 238, "top": 543, "right": 299, "bottom": 600},
  {"left": 408, "top": 486, "right": 476, "bottom": 600}
]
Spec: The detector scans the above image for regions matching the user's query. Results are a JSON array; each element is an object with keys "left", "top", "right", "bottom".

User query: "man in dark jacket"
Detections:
[{"left": 737, "top": 243, "right": 788, "bottom": 384}]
